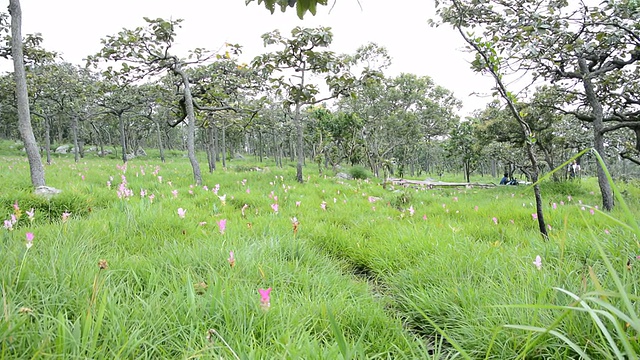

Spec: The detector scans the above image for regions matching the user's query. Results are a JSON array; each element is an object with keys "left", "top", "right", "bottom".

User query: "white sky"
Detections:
[{"left": 2, "top": 0, "right": 498, "bottom": 117}]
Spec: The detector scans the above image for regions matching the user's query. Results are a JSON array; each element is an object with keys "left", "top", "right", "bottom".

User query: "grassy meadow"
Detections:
[{"left": 1, "top": 144, "right": 640, "bottom": 359}]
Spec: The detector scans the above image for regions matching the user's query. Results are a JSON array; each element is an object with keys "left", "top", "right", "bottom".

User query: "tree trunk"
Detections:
[
  {"left": 10, "top": 0, "right": 45, "bottom": 187},
  {"left": 156, "top": 121, "right": 165, "bottom": 163},
  {"left": 578, "top": 58, "right": 614, "bottom": 211},
  {"left": 117, "top": 112, "right": 128, "bottom": 163},
  {"left": 294, "top": 102, "right": 304, "bottom": 183},
  {"left": 221, "top": 123, "right": 227, "bottom": 169},
  {"left": 44, "top": 115, "right": 51, "bottom": 165},
  {"left": 72, "top": 116, "right": 79, "bottom": 163},
  {"left": 207, "top": 125, "right": 216, "bottom": 172},
  {"left": 173, "top": 64, "right": 202, "bottom": 185}
]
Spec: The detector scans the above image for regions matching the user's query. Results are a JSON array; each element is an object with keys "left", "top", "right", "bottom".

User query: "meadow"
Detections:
[{"left": 1, "top": 145, "right": 639, "bottom": 359}]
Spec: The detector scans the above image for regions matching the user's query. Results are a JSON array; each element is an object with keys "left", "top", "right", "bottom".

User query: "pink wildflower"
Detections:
[
  {"left": 590, "top": 209, "right": 595, "bottom": 215},
  {"left": 228, "top": 251, "right": 235, "bottom": 268},
  {"left": 320, "top": 201, "right": 327, "bottom": 211},
  {"left": 423, "top": 214, "right": 427, "bottom": 220},
  {"left": 259, "top": 288, "right": 272, "bottom": 310},
  {"left": 531, "top": 213, "right": 538, "bottom": 220},
  {"left": 172, "top": 190, "right": 178, "bottom": 198},
  {"left": 474, "top": 206, "right": 478, "bottom": 211},
  {"left": 271, "top": 203, "right": 279, "bottom": 213},
  {"left": 295, "top": 201, "right": 301, "bottom": 207},
  {"left": 218, "top": 219, "right": 227, "bottom": 234},
  {"left": 26, "top": 208, "right": 35, "bottom": 222},
  {"left": 149, "top": 194, "right": 155, "bottom": 203},
  {"left": 177, "top": 208, "right": 186, "bottom": 218},
  {"left": 61, "top": 211, "right": 71, "bottom": 222},
  {"left": 26, "top": 232, "right": 33, "bottom": 249},
  {"left": 552, "top": 203, "right": 557, "bottom": 210},
  {"left": 241, "top": 204, "right": 249, "bottom": 217},
  {"left": 533, "top": 255, "right": 542, "bottom": 270},
  {"left": 492, "top": 217, "right": 498, "bottom": 225},
  {"left": 408, "top": 206, "right": 415, "bottom": 216}
]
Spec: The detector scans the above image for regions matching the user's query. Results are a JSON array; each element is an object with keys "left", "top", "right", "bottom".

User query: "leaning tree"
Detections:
[{"left": 88, "top": 17, "right": 224, "bottom": 185}]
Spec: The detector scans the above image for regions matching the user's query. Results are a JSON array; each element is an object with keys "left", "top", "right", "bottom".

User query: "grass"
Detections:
[{"left": 0, "top": 144, "right": 639, "bottom": 359}]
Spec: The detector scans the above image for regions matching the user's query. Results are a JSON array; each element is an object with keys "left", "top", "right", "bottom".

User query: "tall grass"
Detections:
[{"left": 0, "top": 144, "right": 638, "bottom": 358}]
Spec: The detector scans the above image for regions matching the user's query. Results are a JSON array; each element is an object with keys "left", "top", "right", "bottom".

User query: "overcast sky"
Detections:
[{"left": 2, "top": 0, "right": 498, "bottom": 116}]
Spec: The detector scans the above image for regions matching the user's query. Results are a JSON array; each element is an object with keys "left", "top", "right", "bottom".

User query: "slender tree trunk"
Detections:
[
  {"left": 44, "top": 116, "right": 51, "bottom": 164},
  {"left": 72, "top": 116, "right": 79, "bottom": 163},
  {"left": 294, "top": 102, "right": 304, "bottom": 183},
  {"left": 117, "top": 113, "right": 127, "bottom": 163},
  {"left": 207, "top": 126, "right": 216, "bottom": 172},
  {"left": 174, "top": 64, "right": 202, "bottom": 185},
  {"left": 156, "top": 121, "right": 165, "bottom": 163},
  {"left": 579, "top": 58, "right": 614, "bottom": 211},
  {"left": 10, "top": 0, "right": 45, "bottom": 187},
  {"left": 221, "top": 123, "right": 227, "bottom": 168}
]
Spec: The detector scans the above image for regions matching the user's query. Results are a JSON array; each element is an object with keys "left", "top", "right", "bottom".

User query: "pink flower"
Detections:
[
  {"left": 13, "top": 201, "right": 20, "bottom": 212},
  {"left": 604, "top": 229, "right": 610, "bottom": 235},
  {"left": 533, "top": 255, "right": 542, "bottom": 270},
  {"left": 296, "top": 201, "right": 301, "bottom": 207},
  {"left": 172, "top": 190, "right": 178, "bottom": 198},
  {"left": 149, "top": 194, "right": 155, "bottom": 203},
  {"left": 26, "top": 208, "right": 35, "bottom": 222},
  {"left": 492, "top": 217, "right": 498, "bottom": 225},
  {"left": 140, "top": 189, "right": 147, "bottom": 198},
  {"left": 567, "top": 195, "right": 572, "bottom": 202},
  {"left": 422, "top": 214, "right": 427, "bottom": 220},
  {"left": 107, "top": 180, "right": 111, "bottom": 189},
  {"left": 408, "top": 206, "right": 415, "bottom": 216},
  {"left": 259, "top": 288, "right": 272, "bottom": 310},
  {"left": 560, "top": 201, "right": 565, "bottom": 206},
  {"left": 271, "top": 203, "right": 279, "bottom": 213},
  {"left": 320, "top": 201, "right": 327, "bottom": 211},
  {"left": 218, "top": 219, "right": 227, "bottom": 234},
  {"left": 198, "top": 221, "right": 207, "bottom": 226},
  {"left": 3, "top": 220, "right": 13, "bottom": 231},
  {"left": 241, "top": 204, "right": 249, "bottom": 217},
  {"left": 26, "top": 232, "right": 33, "bottom": 249},
  {"left": 453, "top": 197, "right": 458, "bottom": 202},
  {"left": 589, "top": 209, "right": 595, "bottom": 215},
  {"left": 177, "top": 208, "right": 186, "bottom": 218},
  {"left": 228, "top": 251, "right": 235, "bottom": 268},
  {"left": 531, "top": 213, "right": 538, "bottom": 220},
  {"left": 62, "top": 211, "right": 71, "bottom": 222},
  {"left": 246, "top": 188, "right": 250, "bottom": 194},
  {"left": 552, "top": 203, "right": 557, "bottom": 210},
  {"left": 474, "top": 206, "right": 478, "bottom": 211},
  {"left": 158, "top": 176, "right": 163, "bottom": 183}
]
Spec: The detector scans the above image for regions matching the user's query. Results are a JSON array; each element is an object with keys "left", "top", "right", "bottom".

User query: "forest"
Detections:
[{"left": 1, "top": 0, "right": 639, "bottom": 359}]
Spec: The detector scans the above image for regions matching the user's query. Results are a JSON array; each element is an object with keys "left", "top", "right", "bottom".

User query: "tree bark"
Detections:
[
  {"left": 578, "top": 58, "right": 614, "bottom": 211},
  {"left": 156, "top": 121, "right": 165, "bottom": 163},
  {"left": 173, "top": 64, "right": 202, "bottom": 185},
  {"left": 294, "top": 101, "right": 304, "bottom": 183},
  {"left": 72, "top": 116, "right": 79, "bottom": 163},
  {"left": 44, "top": 115, "right": 51, "bottom": 164},
  {"left": 10, "top": 0, "right": 45, "bottom": 187},
  {"left": 117, "top": 112, "right": 127, "bottom": 163}
]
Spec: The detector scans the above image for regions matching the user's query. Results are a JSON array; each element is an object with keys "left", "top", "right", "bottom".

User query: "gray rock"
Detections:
[
  {"left": 336, "top": 172, "right": 352, "bottom": 180},
  {"left": 35, "top": 186, "right": 62, "bottom": 199},
  {"left": 55, "top": 145, "right": 70, "bottom": 154},
  {"left": 124, "top": 153, "right": 136, "bottom": 161},
  {"left": 136, "top": 148, "right": 147, "bottom": 157}
]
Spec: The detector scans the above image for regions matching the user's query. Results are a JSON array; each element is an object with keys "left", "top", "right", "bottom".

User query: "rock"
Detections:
[
  {"left": 124, "top": 153, "right": 136, "bottom": 161},
  {"left": 55, "top": 145, "right": 70, "bottom": 154},
  {"left": 86, "top": 146, "right": 97, "bottom": 152},
  {"left": 336, "top": 172, "right": 352, "bottom": 180},
  {"left": 136, "top": 148, "right": 147, "bottom": 157},
  {"left": 35, "top": 186, "right": 62, "bottom": 199},
  {"left": 234, "top": 153, "right": 244, "bottom": 159},
  {"left": 98, "top": 149, "right": 113, "bottom": 156}
]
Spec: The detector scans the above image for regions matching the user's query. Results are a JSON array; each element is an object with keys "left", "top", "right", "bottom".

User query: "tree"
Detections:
[
  {"left": 245, "top": 0, "right": 329, "bottom": 19},
  {"left": 434, "top": 0, "right": 640, "bottom": 211},
  {"left": 89, "top": 17, "right": 220, "bottom": 185},
  {"left": 252, "top": 26, "right": 355, "bottom": 183},
  {"left": 2, "top": 1, "right": 47, "bottom": 188},
  {"left": 435, "top": 0, "right": 549, "bottom": 237}
]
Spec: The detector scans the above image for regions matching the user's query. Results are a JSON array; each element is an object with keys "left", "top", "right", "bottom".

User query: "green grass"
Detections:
[{"left": 0, "top": 146, "right": 639, "bottom": 359}]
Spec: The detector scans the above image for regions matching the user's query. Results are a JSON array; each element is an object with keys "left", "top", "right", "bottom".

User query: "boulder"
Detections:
[
  {"left": 336, "top": 172, "right": 352, "bottom": 180},
  {"left": 55, "top": 145, "right": 70, "bottom": 154},
  {"left": 136, "top": 148, "right": 147, "bottom": 157},
  {"left": 35, "top": 186, "right": 62, "bottom": 199},
  {"left": 124, "top": 153, "right": 136, "bottom": 161}
]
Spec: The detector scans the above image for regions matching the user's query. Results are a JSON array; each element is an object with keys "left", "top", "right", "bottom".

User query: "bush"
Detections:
[{"left": 348, "top": 165, "right": 370, "bottom": 180}]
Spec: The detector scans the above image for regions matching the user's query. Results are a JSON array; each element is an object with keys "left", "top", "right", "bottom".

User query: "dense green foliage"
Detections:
[{"left": 1, "top": 143, "right": 639, "bottom": 358}]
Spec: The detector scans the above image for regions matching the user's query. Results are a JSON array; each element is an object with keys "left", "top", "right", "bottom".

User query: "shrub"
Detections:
[{"left": 348, "top": 166, "right": 370, "bottom": 180}]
